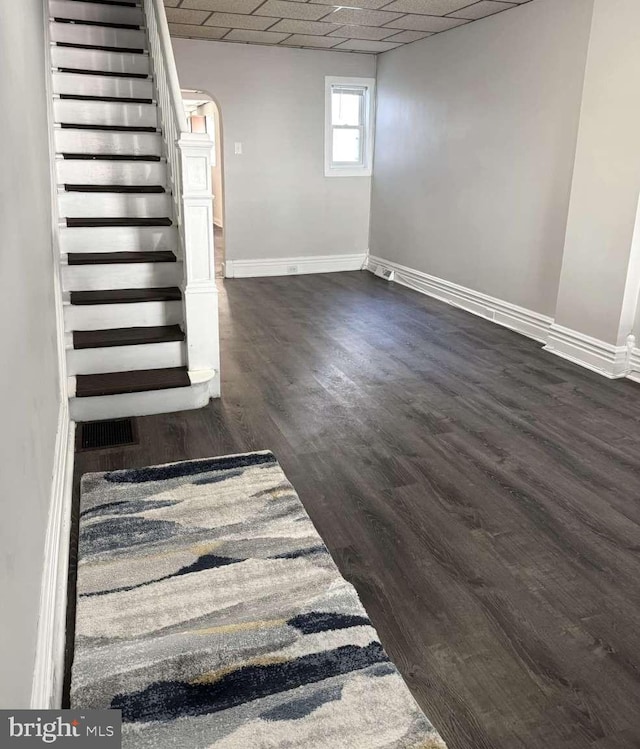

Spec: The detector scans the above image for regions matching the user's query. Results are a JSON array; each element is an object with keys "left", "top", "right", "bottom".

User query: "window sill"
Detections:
[{"left": 325, "top": 167, "right": 372, "bottom": 178}]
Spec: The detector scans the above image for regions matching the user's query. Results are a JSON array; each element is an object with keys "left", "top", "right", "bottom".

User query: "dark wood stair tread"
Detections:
[
  {"left": 62, "top": 154, "right": 161, "bottom": 161},
  {"left": 60, "top": 124, "right": 157, "bottom": 133},
  {"left": 59, "top": 93, "right": 152, "bottom": 104},
  {"left": 68, "top": 251, "right": 175, "bottom": 264},
  {"left": 64, "top": 184, "right": 165, "bottom": 193},
  {"left": 70, "top": 287, "right": 181, "bottom": 305},
  {"left": 64, "top": 0, "right": 140, "bottom": 7},
  {"left": 75, "top": 367, "right": 190, "bottom": 397},
  {"left": 53, "top": 18, "right": 141, "bottom": 30},
  {"left": 56, "top": 42, "right": 145, "bottom": 54},
  {"left": 56, "top": 68, "right": 150, "bottom": 79},
  {"left": 73, "top": 325, "right": 184, "bottom": 349},
  {"left": 66, "top": 217, "right": 172, "bottom": 227}
]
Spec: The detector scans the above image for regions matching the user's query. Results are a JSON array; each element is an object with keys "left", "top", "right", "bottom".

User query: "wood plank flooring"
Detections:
[{"left": 68, "top": 271, "right": 640, "bottom": 749}]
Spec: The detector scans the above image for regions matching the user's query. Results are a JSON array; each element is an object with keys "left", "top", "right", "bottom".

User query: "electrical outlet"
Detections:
[{"left": 286, "top": 265, "right": 298, "bottom": 274}]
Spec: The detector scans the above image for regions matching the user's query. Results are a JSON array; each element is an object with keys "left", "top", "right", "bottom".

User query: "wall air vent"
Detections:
[
  {"left": 374, "top": 264, "right": 395, "bottom": 282},
  {"left": 79, "top": 418, "right": 138, "bottom": 450}
]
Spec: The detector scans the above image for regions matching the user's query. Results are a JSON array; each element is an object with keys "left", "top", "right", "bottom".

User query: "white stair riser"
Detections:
[
  {"left": 60, "top": 225, "right": 176, "bottom": 253},
  {"left": 54, "top": 99, "right": 157, "bottom": 129},
  {"left": 52, "top": 72, "right": 153, "bottom": 100},
  {"left": 56, "top": 158, "right": 167, "bottom": 186},
  {"left": 50, "top": 21, "right": 146, "bottom": 50},
  {"left": 55, "top": 128, "right": 161, "bottom": 156},
  {"left": 64, "top": 300, "right": 183, "bottom": 331},
  {"left": 62, "top": 262, "right": 182, "bottom": 291},
  {"left": 67, "top": 341, "right": 185, "bottom": 375},
  {"left": 51, "top": 46, "right": 150, "bottom": 77},
  {"left": 58, "top": 192, "right": 170, "bottom": 219},
  {"left": 49, "top": 0, "right": 143, "bottom": 26},
  {"left": 69, "top": 381, "right": 209, "bottom": 421}
]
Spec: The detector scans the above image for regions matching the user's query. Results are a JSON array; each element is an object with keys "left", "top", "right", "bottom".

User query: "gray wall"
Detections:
[
  {"left": 0, "top": 0, "right": 61, "bottom": 707},
  {"left": 370, "top": 0, "right": 594, "bottom": 317},
  {"left": 553, "top": 0, "right": 640, "bottom": 345},
  {"left": 172, "top": 39, "right": 375, "bottom": 262}
]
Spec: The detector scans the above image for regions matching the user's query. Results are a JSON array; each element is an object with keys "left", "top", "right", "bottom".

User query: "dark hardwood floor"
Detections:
[{"left": 69, "top": 271, "right": 640, "bottom": 749}]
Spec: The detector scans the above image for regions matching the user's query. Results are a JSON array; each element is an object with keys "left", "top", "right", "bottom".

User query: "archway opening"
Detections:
[{"left": 182, "top": 90, "right": 225, "bottom": 278}]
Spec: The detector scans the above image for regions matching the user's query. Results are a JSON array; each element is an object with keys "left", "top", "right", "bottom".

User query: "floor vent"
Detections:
[{"left": 79, "top": 418, "right": 138, "bottom": 450}]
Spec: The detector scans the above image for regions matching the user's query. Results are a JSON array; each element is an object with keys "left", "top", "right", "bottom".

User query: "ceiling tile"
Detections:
[
  {"left": 333, "top": 39, "right": 403, "bottom": 52},
  {"left": 168, "top": 23, "right": 230, "bottom": 39},
  {"left": 323, "top": 8, "right": 403, "bottom": 27},
  {"left": 380, "top": 0, "right": 472, "bottom": 13},
  {"left": 255, "top": 0, "right": 333, "bottom": 20},
  {"left": 267, "top": 19, "right": 340, "bottom": 35},
  {"left": 329, "top": 24, "right": 399, "bottom": 40},
  {"left": 382, "top": 29, "right": 433, "bottom": 42},
  {"left": 309, "top": 0, "right": 395, "bottom": 7},
  {"left": 168, "top": 0, "right": 533, "bottom": 53},
  {"left": 223, "top": 28, "right": 292, "bottom": 43},
  {"left": 179, "top": 0, "right": 264, "bottom": 12},
  {"left": 384, "top": 14, "right": 469, "bottom": 30},
  {"left": 205, "top": 12, "right": 276, "bottom": 30},
  {"left": 280, "top": 34, "right": 344, "bottom": 47},
  {"left": 449, "top": 1, "right": 517, "bottom": 19},
  {"left": 165, "top": 7, "right": 211, "bottom": 24}
]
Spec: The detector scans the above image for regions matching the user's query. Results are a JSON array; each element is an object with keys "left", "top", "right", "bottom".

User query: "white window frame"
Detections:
[{"left": 325, "top": 76, "right": 375, "bottom": 178}]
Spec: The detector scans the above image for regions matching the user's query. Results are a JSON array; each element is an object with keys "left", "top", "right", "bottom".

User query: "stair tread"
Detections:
[
  {"left": 52, "top": 17, "right": 142, "bottom": 30},
  {"left": 60, "top": 124, "right": 158, "bottom": 132},
  {"left": 61, "top": 153, "right": 162, "bottom": 161},
  {"left": 75, "top": 366, "right": 190, "bottom": 397},
  {"left": 59, "top": 93, "right": 153, "bottom": 104},
  {"left": 73, "top": 325, "right": 184, "bottom": 349},
  {"left": 68, "top": 251, "right": 176, "bottom": 264},
  {"left": 62, "top": 0, "right": 141, "bottom": 7},
  {"left": 70, "top": 287, "right": 182, "bottom": 305},
  {"left": 56, "top": 67, "right": 150, "bottom": 79},
  {"left": 55, "top": 41, "right": 146, "bottom": 54},
  {"left": 64, "top": 184, "right": 165, "bottom": 193},
  {"left": 66, "top": 217, "right": 172, "bottom": 227}
]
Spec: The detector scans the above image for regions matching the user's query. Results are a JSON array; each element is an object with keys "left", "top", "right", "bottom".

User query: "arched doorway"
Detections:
[{"left": 182, "top": 90, "right": 225, "bottom": 278}]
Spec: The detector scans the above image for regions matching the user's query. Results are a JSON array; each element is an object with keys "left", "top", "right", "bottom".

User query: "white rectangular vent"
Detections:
[{"left": 374, "top": 264, "right": 394, "bottom": 282}]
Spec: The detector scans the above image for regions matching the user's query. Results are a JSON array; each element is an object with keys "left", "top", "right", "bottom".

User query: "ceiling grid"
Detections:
[{"left": 165, "top": 0, "right": 533, "bottom": 53}]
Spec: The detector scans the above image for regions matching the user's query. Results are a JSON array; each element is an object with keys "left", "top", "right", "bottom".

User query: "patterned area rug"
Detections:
[{"left": 72, "top": 451, "right": 447, "bottom": 748}]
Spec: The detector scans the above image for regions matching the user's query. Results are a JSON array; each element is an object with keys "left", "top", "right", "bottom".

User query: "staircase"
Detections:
[{"left": 47, "top": 0, "right": 220, "bottom": 421}]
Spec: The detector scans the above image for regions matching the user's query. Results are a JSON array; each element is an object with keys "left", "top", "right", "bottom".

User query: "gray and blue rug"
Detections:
[{"left": 72, "top": 451, "right": 446, "bottom": 748}]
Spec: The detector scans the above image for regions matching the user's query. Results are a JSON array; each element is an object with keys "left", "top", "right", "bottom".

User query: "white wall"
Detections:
[
  {"left": 172, "top": 40, "right": 375, "bottom": 263},
  {"left": 369, "top": 0, "right": 594, "bottom": 318},
  {"left": 0, "top": 0, "right": 61, "bottom": 707},
  {"left": 553, "top": 0, "right": 640, "bottom": 345}
]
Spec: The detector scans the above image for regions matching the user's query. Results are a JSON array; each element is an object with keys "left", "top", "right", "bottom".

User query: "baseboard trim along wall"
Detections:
[
  {"left": 225, "top": 253, "right": 367, "bottom": 279},
  {"left": 31, "top": 404, "right": 75, "bottom": 709},
  {"left": 366, "top": 255, "right": 640, "bottom": 382},
  {"left": 628, "top": 347, "right": 640, "bottom": 383},
  {"left": 544, "top": 324, "right": 634, "bottom": 379},
  {"left": 366, "top": 254, "right": 553, "bottom": 343}
]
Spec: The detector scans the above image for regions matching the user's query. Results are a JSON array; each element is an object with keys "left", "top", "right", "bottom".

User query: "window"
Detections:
[{"left": 325, "top": 76, "right": 375, "bottom": 177}]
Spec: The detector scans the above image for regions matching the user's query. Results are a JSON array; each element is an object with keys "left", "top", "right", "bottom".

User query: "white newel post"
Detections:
[{"left": 178, "top": 132, "right": 221, "bottom": 398}]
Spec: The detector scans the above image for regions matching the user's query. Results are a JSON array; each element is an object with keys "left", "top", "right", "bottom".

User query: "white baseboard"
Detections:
[
  {"left": 366, "top": 254, "right": 553, "bottom": 343},
  {"left": 628, "top": 347, "right": 640, "bottom": 383},
  {"left": 31, "top": 404, "right": 75, "bottom": 709},
  {"left": 544, "top": 324, "right": 633, "bottom": 379},
  {"left": 225, "top": 253, "right": 367, "bottom": 279}
]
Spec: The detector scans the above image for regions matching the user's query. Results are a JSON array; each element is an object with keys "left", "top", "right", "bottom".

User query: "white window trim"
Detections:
[{"left": 325, "top": 76, "right": 375, "bottom": 178}]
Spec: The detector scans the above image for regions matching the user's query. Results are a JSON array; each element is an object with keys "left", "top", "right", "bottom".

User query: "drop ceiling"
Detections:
[{"left": 165, "top": 0, "right": 533, "bottom": 54}]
